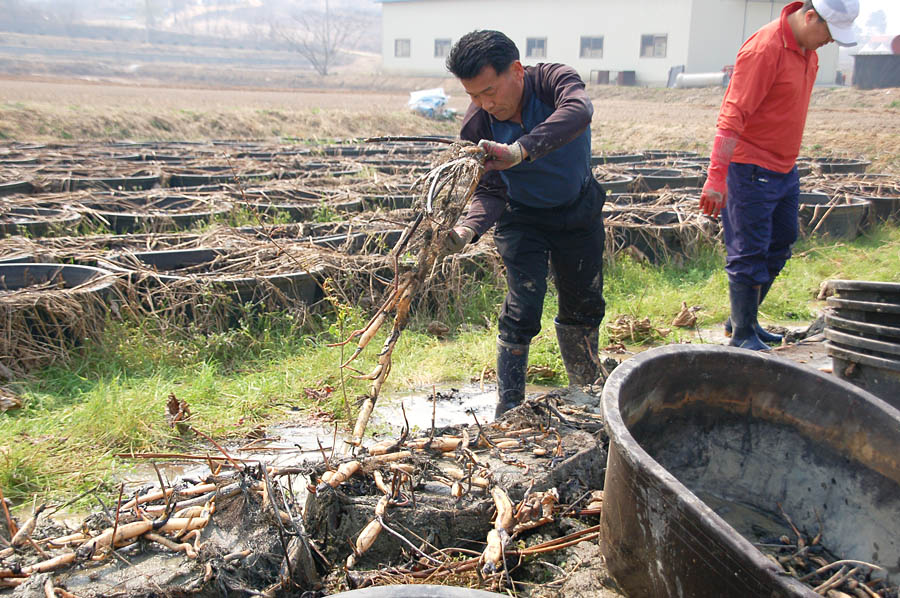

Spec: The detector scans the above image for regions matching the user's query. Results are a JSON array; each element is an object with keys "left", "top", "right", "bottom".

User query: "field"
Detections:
[
  {"left": 2, "top": 76, "right": 898, "bottom": 171},
  {"left": 1, "top": 72, "right": 899, "bottom": 596}
]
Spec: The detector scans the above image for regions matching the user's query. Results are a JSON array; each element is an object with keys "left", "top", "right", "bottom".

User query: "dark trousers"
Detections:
[
  {"left": 493, "top": 177, "right": 606, "bottom": 346},
  {"left": 722, "top": 162, "right": 799, "bottom": 287}
]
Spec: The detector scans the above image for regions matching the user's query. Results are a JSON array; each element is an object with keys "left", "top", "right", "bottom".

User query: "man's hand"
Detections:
[
  {"left": 699, "top": 183, "right": 726, "bottom": 218},
  {"left": 699, "top": 129, "right": 739, "bottom": 218},
  {"left": 444, "top": 226, "right": 476, "bottom": 253},
  {"left": 478, "top": 140, "right": 525, "bottom": 171}
]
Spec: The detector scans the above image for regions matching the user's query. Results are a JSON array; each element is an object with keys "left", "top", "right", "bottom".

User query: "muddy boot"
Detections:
[
  {"left": 723, "top": 280, "right": 783, "bottom": 344},
  {"left": 555, "top": 319, "right": 602, "bottom": 386},
  {"left": 495, "top": 338, "right": 528, "bottom": 418},
  {"left": 728, "top": 281, "right": 770, "bottom": 351}
]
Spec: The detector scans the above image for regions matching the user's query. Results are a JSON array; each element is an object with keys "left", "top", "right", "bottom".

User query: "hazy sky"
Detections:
[{"left": 859, "top": 0, "right": 899, "bottom": 34}]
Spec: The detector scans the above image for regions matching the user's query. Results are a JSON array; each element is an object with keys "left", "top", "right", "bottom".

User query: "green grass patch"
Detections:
[{"left": 2, "top": 225, "right": 899, "bottom": 504}]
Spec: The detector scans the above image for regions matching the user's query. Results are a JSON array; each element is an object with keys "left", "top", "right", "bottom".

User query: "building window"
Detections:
[
  {"left": 580, "top": 36, "right": 604, "bottom": 58},
  {"left": 526, "top": 37, "right": 546, "bottom": 58},
  {"left": 434, "top": 38, "right": 451, "bottom": 58},
  {"left": 395, "top": 38, "right": 411, "bottom": 58},
  {"left": 640, "top": 34, "right": 667, "bottom": 58}
]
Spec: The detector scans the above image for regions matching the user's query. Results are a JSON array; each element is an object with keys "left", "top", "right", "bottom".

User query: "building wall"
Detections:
[
  {"left": 381, "top": 0, "right": 839, "bottom": 85},
  {"left": 687, "top": 0, "right": 839, "bottom": 84},
  {"left": 381, "top": 0, "right": 694, "bottom": 85}
]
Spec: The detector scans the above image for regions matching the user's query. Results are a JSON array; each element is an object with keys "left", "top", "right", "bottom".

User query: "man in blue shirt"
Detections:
[{"left": 445, "top": 30, "right": 606, "bottom": 417}]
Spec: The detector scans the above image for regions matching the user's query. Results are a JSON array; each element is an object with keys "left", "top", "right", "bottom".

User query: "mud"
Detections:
[
  {"left": 305, "top": 394, "right": 610, "bottom": 572},
  {"left": 1, "top": 386, "right": 625, "bottom": 598}
]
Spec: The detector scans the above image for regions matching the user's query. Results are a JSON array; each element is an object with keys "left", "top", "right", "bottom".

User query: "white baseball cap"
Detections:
[{"left": 812, "top": 0, "right": 860, "bottom": 47}]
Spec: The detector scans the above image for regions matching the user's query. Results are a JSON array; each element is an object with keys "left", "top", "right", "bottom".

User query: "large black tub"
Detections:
[
  {"left": 105, "top": 248, "right": 322, "bottom": 307},
  {"left": 601, "top": 345, "right": 900, "bottom": 598}
]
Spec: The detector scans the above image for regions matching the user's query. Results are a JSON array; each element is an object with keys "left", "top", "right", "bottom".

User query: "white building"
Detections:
[{"left": 379, "top": 0, "right": 840, "bottom": 86}]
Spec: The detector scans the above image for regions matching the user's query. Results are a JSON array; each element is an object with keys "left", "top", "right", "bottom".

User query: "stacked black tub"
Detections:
[{"left": 825, "top": 280, "right": 900, "bottom": 407}]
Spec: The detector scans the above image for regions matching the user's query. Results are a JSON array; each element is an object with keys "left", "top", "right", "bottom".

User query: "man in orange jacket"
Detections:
[{"left": 700, "top": 0, "right": 859, "bottom": 350}]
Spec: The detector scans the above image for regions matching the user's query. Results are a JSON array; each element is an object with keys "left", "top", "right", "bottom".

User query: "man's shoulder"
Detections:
[
  {"left": 741, "top": 18, "right": 783, "bottom": 54},
  {"left": 527, "top": 62, "right": 579, "bottom": 78},
  {"left": 459, "top": 104, "right": 491, "bottom": 142}
]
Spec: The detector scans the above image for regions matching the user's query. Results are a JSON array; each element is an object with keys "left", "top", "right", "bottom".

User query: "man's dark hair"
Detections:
[
  {"left": 446, "top": 30, "right": 520, "bottom": 80},
  {"left": 800, "top": 0, "right": 820, "bottom": 18}
]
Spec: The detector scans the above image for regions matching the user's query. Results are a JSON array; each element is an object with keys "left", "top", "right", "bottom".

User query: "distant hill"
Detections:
[{"left": 0, "top": 0, "right": 381, "bottom": 54}]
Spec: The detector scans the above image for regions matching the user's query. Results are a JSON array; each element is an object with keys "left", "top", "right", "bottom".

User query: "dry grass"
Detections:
[
  {"left": 0, "top": 78, "right": 459, "bottom": 143},
  {"left": 587, "top": 86, "right": 900, "bottom": 173},
  {"left": 0, "top": 76, "right": 897, "bottom": 172}
]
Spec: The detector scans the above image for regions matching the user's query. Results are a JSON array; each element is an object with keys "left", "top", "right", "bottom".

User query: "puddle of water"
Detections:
[
  {"left": 226, "top": 383, "right": 556, "bottom": 462},
  {"left": 371, "top": 384, "right": 495, "bottom": 434},
  {"left": 696, "top": 491, "right": 788, "bottom": 542}
]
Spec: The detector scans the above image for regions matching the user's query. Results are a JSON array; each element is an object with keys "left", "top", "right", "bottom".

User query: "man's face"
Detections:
[
  {"left": 460, "top": 62, "right": 525, "bottom": 122},
  {"left": 801, "top": 9, "right": 834, "bottom": 50}
]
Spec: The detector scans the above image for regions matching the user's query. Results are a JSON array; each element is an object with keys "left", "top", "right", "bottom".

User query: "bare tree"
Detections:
[{"left": 272, "top": 0, "right": 360, "bottom": 76}]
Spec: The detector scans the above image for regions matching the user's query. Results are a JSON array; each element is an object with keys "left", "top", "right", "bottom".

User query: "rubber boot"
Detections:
[
  {"left": 728, "top": 281, "right": 770, "bottom": 351},
  {"left": 555, "top": 319, "right": 602, "bottom": 386},
  {"left": 495, "top": 338, "right": 529, "bottom": 418},
  {"left": 724, "top": 280, "right": 783, "bottom": 344}
]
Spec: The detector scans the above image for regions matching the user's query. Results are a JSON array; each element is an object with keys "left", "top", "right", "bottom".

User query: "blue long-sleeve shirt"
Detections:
[{"left": 459, "top": 62, "right": 593, "bottom": 237}]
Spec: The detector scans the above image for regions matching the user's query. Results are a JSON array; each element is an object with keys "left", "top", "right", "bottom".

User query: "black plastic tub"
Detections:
[
  {"left": 590, "top": 152, "right": 645, "bottom": 165},
  {"left": 642, "top": 150, "right": 699, "bottom": 160},
  {"left": 311, "top": 229, "right": 404, "bottom": 254},
  {"left": 55, "top": 174, "right": 161, "bottom": 192},
  {"left": 0, "top": 181, "right": 34, "bottom": 197},
  {"left": 244, "top": 198, "right": 363, "bottom": 222},
  {"left": 607, "top": 191, "right": 698, "bottom": 208},
  {"left": 606, "top": 210, "right": 691, "bottom": 263},
  {"left": 600, "top": 344, "right": 900, "bottom": 598},
  {"left": 827, "top": 341, "right": 900, "bottom": 407},
  {"left": 166, "top": 169, "right": 274, "bottom": 188},
  {"left": 0, "top": 262, "right": 114, "bottom": 292},
  {"left": 594, "top": 174, "right": 634, "bottom": 194},
  {"left": 0, "top": 252, "right": 34, "bottom": 264},
  {"left": 826, "top": 311, "right": 900, "bottom": 343},
  {"left": 80, "top": 196, "right": 232, "bottom": 234},
  {"left": 860, "top": 195, "right": 900, "bottom": 223},
  {"left": 825, "top": 280, "right": 900, "bottom": 402},
  {"left": 627, "top": 167, "right": 702, "bottom": 191},
  {"left": 829, "top": 279, "right": 900, "bottom": 305},
  {"left": 0, "top": 206, "right": 81, "bottom": 238},
  {"left": 106, "top": 248, "right": 322, "bottom": 306},
  {"left": 812, "top": 157, "right": 871, "bottom": 174},
  {"left": 798, "top": 192, "right": 869, "bottom": 239},
  {"left": 0, "top": 263, "right": 117, "bottom": 373},
  {"left": 827, "top": 296, "right": 900, "bottom": 328},
  {"left": 360, "top": 194, "right": 416, "bottom": 210}
]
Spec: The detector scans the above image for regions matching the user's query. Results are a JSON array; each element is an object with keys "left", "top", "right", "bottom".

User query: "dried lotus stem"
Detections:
[
  {"left": 451, "top": 481, "right": 464, "bottom": 499},
  {"left": 492, "top": 487, "right": 515, "bottom": 533},
  {"left": 481, "top": 529, "right": 504, "bottom": 574},
  {"left": 10, "top": 504, "right": 45, "bottom": 547},
  {"left": 22, "top": 552, "right": 76, "bottom": 575},
  {"left": 373, "top": 471, "right": 391, "bottom": 496},
  {"left": 144, "top": 532, "right": 198, "bottom": 559},
  {"left": 354, "top": 519, "right": 383, "bottom": 558},
  {"left": 320, "top": 460, "right": 361, "bottom": 489}
]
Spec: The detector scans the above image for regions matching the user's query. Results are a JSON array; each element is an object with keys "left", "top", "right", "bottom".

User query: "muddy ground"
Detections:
[{"left": 0, "top": 331, "right": 837, "bottom": 598}]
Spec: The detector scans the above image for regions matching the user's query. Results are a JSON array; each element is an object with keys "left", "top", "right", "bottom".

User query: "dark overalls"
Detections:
[
  {"left": 490, "top": 95, "right": 606, "bottom": 346},
  {"left": 722, "top": 162, "right": 800, "bottom": 287}
]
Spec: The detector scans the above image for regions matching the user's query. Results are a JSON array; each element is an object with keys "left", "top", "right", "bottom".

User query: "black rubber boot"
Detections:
[
  {"left": 723, "top": 280, "right": 783, "bottom": 344},
  {"left": 555, "top": 319, "right": 602, "bottom": 386},
  {"left": 495, "top": 338, "right": 529, "bottom": 418},
  {"left": 728, "top": 281, "right": 770, "bottom": 351}
]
